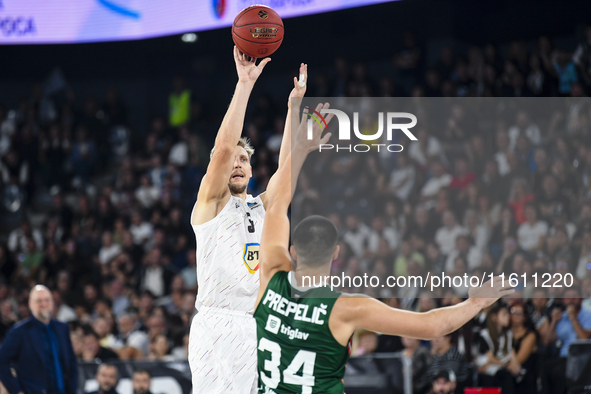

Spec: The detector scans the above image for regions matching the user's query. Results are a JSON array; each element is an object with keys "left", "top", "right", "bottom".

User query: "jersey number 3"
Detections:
[{"left": 246, "top": 212, "right": 255, "bottom": 233}]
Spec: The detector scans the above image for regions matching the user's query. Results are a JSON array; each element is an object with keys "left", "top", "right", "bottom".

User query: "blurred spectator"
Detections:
[
  {"left": 132, "top": 370, "right": 153, "bottom": 394},
  {"left": 130, "top": 212, "right": 153, "bottom": 246},
  {"left": 135, "top": 175, "right": 160, "bottom": 210},
  {"left": 69, "top": 127, "right": 97, "bottom": 186},
  {"left": 86, "top": 363, "right": 120, "bottom": 394},
  {"left": 543, "top": 287, "right": 591, "bottom": 394},
  {"left": 408, "top": 129, "right": 447, "bottom": 170},
  {"left": 7, "top": 220, "right": 43, "bottom": 255},
  {"left": 148, "top": 334, "right": 174, "bottom": 361},
  {"left": 342, "top": 214, "right": 372, "bottom": 258},
  {"left": 508, "top": 111, "right": 541, "bottom": 151},
  {"left": 169, "top": 76, "right": 191, "bottom": 127},
  {"left": 420, "top": 162, "right": 452, "bottom": 208},
  {"left": 445, "top": 235, "right": 482, "bottom": 272},
  {"left": 52, "top": 290, "right": 77, "bottom": 323},
  {"left": 553, "top": 51, "right": 578, "bottom": 96},
  {"left": 111, "top": 313, "right": 148, "bottom": 359},
  {"left": 180, "top": 251, "right": 197, "bottom": 292},
  {"left": 388, "top": 154, "right": 416, "bottom": 201},
  {"left": 427, "top": 334, "right": 471, "bottom": 394},
  {"left": 427, "top": 370, "right": 456, "bottom": 394},
  {"left": 475, "top": 303, "right": 516, "bottom": 394},
  {"left": 435, "top": 210, "right": 467, "bottom": 256},
  {"left": 0, "top": 300, "right": 16, "bottom": 342},
  {"left": 81, "top": 327, "right": 119, "bottom": 363},
  {"left": 517, "top": 204, "right": 548, "bottom": 252},
  {"left": 509, "top": 300, "right": 537, "bottom": 394},
  {"left": 140, "top": 249, "right": 173, "bottom": 298},
  {"left": 401, "top": 337, "right": 432, "bottom": 394},
  {"left": 394, "top": 240, "right": 424, "bottom": 277},
  {"left": 98, "top": 232, "right": 122, "bottom": 266},
  {"left": 393, "top": 31, "right": 422, "bottom": 94}
]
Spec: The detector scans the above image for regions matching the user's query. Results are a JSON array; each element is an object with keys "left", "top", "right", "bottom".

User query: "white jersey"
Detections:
[{"left": 192, "top": 194, "right": 265, "bottom": 313}]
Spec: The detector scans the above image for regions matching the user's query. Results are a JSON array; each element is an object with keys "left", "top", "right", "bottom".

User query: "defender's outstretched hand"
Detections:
[
  {"left": 294, "top": 102, "right": 334, "bottom": 154},
  {"left": 468, "top": 275, "right": 515, "bottom": 309},
  {"left": 288, "top": 63, "right": 308, "bottom": 109},
  {"left": 234, "top": 46, "right": 271, "bottom": 85}
]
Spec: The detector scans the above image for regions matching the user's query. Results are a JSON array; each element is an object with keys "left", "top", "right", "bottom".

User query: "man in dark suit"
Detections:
[{"left": 0, "top": 285, "right": 78, "bottom": 394}]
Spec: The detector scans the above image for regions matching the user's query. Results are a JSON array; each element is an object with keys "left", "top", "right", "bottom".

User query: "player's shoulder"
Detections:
[
  {"left": 333, "top": 292, "right": 376, "bottom": 316},
  {"left": 245, "top": 194, "right": 265, "bottom": 211},
  {"left": 192, "top": 194, "right": 234, "bottom": 227},
  {"left": 338, "top": 292, "right": 373, "bottom": 299}
]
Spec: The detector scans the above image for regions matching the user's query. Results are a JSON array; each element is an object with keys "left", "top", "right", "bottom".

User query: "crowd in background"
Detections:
[{"left": 1, "top": 28, "right": 591, "bottom": 394}]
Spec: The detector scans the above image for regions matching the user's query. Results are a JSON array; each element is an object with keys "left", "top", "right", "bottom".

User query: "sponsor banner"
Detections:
[{"left": 0, "top": 0, "right": 395, "bottom": 44}]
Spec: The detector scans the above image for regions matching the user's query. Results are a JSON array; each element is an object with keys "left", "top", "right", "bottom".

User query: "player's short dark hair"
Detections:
[{"left": 293, "top": 215, "right": 338, "bottom": 267}]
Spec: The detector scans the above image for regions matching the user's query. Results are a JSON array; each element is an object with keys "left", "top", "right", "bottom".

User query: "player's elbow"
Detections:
[{"left": 211, "top": 143, "right": 234, "bottom": 158}]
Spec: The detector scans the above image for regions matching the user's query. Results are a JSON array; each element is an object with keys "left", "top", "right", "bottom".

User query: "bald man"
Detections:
[{"left": 0, "top": 285, "right": 78, "bottom": 394}]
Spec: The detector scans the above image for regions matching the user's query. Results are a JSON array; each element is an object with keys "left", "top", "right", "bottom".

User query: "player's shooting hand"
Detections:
[
  {"left": 294, "top": 102, "right": 334, "bottom": 154},
  {"left": 468, "top": 275, "right": 515, "bottom": 309},
  {"left": 234, "top": 46, "right": 271, "bottom": 85},
  {"left": 288, "top": 63, "right": 307, "bottom": 109}
]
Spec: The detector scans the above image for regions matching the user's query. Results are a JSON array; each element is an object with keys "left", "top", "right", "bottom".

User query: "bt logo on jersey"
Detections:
[
  {"left": 306, "top": 108, "right": 417, "bottom": 153},
  {"left": 243, "top": 243, "right": 260, "bottom": 274}
]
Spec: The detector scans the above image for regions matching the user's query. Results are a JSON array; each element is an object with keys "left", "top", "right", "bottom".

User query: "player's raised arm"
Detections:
[
  {"left": 192, "top": 47, "right": 270, "bottom": 225},
  {"left": 260, "top": 63, "right": 307, "bottom": 209},
  {"left": 331, "top": 276, "right": 514, "bottom": 343},
  {"left": 256, "top": 104, "right": 333, "bottom": 305},
  {"left": 278, "top": 63, "right": 307, "bottom": 169}
]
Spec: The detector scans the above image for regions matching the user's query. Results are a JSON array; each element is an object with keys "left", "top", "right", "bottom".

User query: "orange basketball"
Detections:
[{"left": 232, "top": 5, "right": 284, "bottom": 58}]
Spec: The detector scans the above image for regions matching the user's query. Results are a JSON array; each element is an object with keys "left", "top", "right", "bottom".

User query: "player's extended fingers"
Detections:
[
  {"left": 319, "top": 132, "right": 332, "bottom": 145},
  {"left": 301, "top": 106, "right": 309, "bottom": 124},
  {"left": 257, "top": 57, "right": 272, "bottom": 72},
  {"left": 298, "top": 63, "right": 307, "bottom": 87},
  {"left": 324, "top": 112, "right": 335, "bottom": 127}
]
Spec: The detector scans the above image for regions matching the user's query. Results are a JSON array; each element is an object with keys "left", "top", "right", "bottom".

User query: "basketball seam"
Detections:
[
  {"left": 234, "top": 22, "right": 284, "bottom": 28},
  {"left": 233, "top": 36, "right": 284, "bottom": 45}
]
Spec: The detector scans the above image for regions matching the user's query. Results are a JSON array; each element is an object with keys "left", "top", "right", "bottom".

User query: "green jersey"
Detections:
[{"left": 254, "top": 271, "right": 350, "bottom": 394}]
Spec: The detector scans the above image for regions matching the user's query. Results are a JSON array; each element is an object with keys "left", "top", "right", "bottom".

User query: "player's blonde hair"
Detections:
[{"left": 210, "top": 137, "right": 255, "bottom": 160}]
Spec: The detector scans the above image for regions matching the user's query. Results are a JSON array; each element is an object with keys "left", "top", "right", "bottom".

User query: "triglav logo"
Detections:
[{"left": 306, "top": 109, "right": 417, "bottom": 153}]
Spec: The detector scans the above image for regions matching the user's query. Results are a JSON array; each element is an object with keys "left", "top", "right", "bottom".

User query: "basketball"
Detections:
[{"left": 232, "top": 5, "right": 284, "bottom": 59}]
